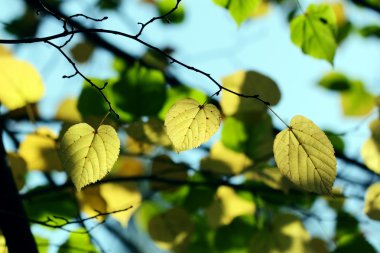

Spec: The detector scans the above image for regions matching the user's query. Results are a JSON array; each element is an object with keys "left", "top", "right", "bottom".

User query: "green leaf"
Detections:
[
  {"left": 273, "top": 115, "right": 337, "bottom": 194},
  {"left": 157, "top": 0, "right": 185, "bottom": 24},
  {"left": 77, "top": 81, "right": 110, "bottom": 117},
  {"left": 35, "top": 236, "right": 49, "bottom": 253},
  {"left": 214, "top": 216, "right": 255, "bottom": 253},
  {"left": 24, "top": 188, "right": 77, "bottom": 223},
  {"left": 58, "top": 228, "right": 98, "bottom": 253},
  {"left": 359, "top": 24, "right": 380, "bottom": 39},
  {"left": 318, "top": 72, "right": 351, "bottom": 91},
  {"left": 165, "top": 98, "right": 222, "bottom": 152},
  {"left": 112, "top": 64, "right": 166, "bottom": 118},
  {"left": 213, "top": 0, "right": 261, "bottom": 25},
  {"left": 341, "top": 81, "right": 375, "bottom": 116},
  {"left": 59, "top": 123, "right": 120, "bottom": 190},
  {"left": 221, "top": 117, "right": 248, "bottom": 153},
  {"left": 324, "top": 130, "right": 345, "bottom": 153},
  {"left": 290, "top": 4, "right": 337, "bottom": 64}
]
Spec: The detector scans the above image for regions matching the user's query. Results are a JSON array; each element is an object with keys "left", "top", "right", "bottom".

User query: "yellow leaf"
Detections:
[
  {"left": 361, "top": 138, "right": 380, "bottom": 174},
  {"left": 0, "top": 57, "right": 44, "bottom": 110},
  {"left": 364, "top": 182, "right": 380, "bottom": 220},
  {"left": 77, "top": 186, "right": 107, "bottom": 221},
  {"left": 164, "top": 98, "right": 221, "bottom": 152},
  {"left": 100, "top": 183, "right": 141, "bottom": 226},
  {"left": 0, "top": 45, "right": 12, "bottom": 57},
  {"left": 112, "top": 156, "right": 144, "bottom": 177},
  {"left": 205, "top": 186, "right": 255, "bottom": 228},
  {"left": 59, "top": 123, "right": 120, "bottom": 190},
  {"left": 126, "top": 136, "right": 154, "bottom": 155},
  {"left": 201, "top": 141, "right": 253, "bottom": 175},
  {"left": 330, "top": 2, "right": 346, "bottom": 26},
  {"left": 249, "top": 214, "right": 311, "bottom": 253},
  {"left": 220, "top": 70, "right": 280, "bottom": 118},
  {"left": 19, "top": 128, "right": 62, "bottom": 171},
  {"left": 7, "top": 152, "right": 27, "bottom": 190},
  {"left": 273, "top": 115, "right": 336, "bottom": 194},
  {"left": 55, "top": 98, "right": 82, "bottom": 123},
  {"left": 245, "top": 167, "right": 291, "bottom": 192},
  {"left": 148, "top": 207, "right": 194, "bottom": 253}
]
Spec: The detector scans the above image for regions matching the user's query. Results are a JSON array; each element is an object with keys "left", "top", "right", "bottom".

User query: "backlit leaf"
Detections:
[
  {"left": 164, "top": 98, "right": 221, "bottom": 152},
  {"left": 77, "top": 186, "right": 107, "bottom": 221},
  {"left": 249, "top": 214, "right": 311, "bottom": 253},
  {"left": 0, "top": 57, "right": 44, "bottom": 110},
  {"left": 290, "top": 4, "right": 337, "bottom": 64},
  {"left": 273, "top": 115, "right": 336, "bottom": 194},
  {"left": 58, "top": 228, "right": 98, "bottom": 253},
  {"left": 19, "top": 128, "right": 62, "bottom": 171},
  {"left": 341, "top": 81, "right": 374, "bottom": 117},
  {"left": 318, "top": 72, "right": 350, "bottom": 91},
  {"left": 361, "top": 138, "right": 380, "bottom": 174},
  {"left": 59, "top": 123, "right": 120, "bottom": 190},
  {"left": 213, "top": 0, "right": 261, "bottom": 25},
  {"left": 364, "top": 182, "right": 380, "bottom": 220},
  {"left": 55, "top": 98, "right": 82, "bottom": 123},
  {"left": 205, "top": 186, "right": 255, "bottom": 228},
  {"left": 220, "top": 70, "right": 280, "bottom": 119},
  {"left": 157, "top": 0, "right": 185, "bottom": 24}
]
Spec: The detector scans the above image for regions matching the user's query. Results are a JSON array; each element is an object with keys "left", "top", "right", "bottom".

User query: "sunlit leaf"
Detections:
[
  {"left": 251, "top": 0, "right": 270, "bottom": 18},
  {"left": 0, "top": 57, "right": 44, "bottom": 110},
  {"left": 201, "top": 141, "right": 253, "bottom": 175},
  {"left": 165, "top": 98, "right": 221, "bottom": 152},
  {"left": 19, "top": 128, "right": 62, "bottom": 171},
  {"left": 0, "top": 45, "right": 12, "bottom": 57},
  {"left": 158, "top": 86, "right": 207, "bottom": 120},
  {"left": 6, "top": 152, "right": 27, "bottom": 190},
  {"left": 273, "top": 115, "right": 336, "bottom": 194},
  {"left": 55, "top": 98, "right": 82, "bottom": 123},
  {"left": 59, "top": 123, "right": 120, "bottom": 190},
  {"left": 99, "top": 183, "right": 141, "bottom": 226},
  {"left": 249, "top": 214, "right": 311, "bottom": 253},
  {"left": 126, "top": 118, "right": 172, "bottom": 148},
  {"left": 213, "top": 0, "right": 261, "bottom": 25},
  {"left": 157, "top": 0, "right": 185, "bottom": 24},
  {"left": 245, "top": 167, "right": 291, "bottom": 192},
  {"left": 341, "top": 81, "right": 375, "bottom": 116},
  {"left": 58, "top": 228, "right": 98, "bottom": 253},
  {"left": 135, "top": 201, "right": 164, "bottom": 232},
  {"left": 318, "top": 72, "right": 351, "bottom": 91},
  {"left": 364, "top": 182, "right": 380, "bottom": 220},
  {"left": 361, "top": 139, "right": 380, "bottom": 174},
  {"left": 77, "top": 186, "right": 107, "bottom": 221},
  {"left": 112, "top": 155, "right": 144, "bottom": 177},
  {"left": 35, "top": 236, "right": 49, "bottom": 253},
  {"left": 290, "top": 4, "right": 337, "bottom": 64},
  {"left": 148, "top": 207, "right": 194, "bottom": 253},
  {"left": 220, "top": 70, "right": 280, "bottom": 119},
  {"left": 205, "top": 186, "right": 255, "bottom": 228}
]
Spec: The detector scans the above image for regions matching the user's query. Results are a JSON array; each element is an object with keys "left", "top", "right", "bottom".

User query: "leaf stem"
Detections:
[
  {"left": 266, "top": 105, "right": 289, "bottom": 128},
  {"left": 99, "top": 111, "right": 110, "bottom": 127}
]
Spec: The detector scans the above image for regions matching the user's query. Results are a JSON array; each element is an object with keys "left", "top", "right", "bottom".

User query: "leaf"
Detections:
[
  {"left": 213, "top": 0, "right": 261, "bottom": 25},
  {"left": 249, "top": 214, "right": 311, "bottom": 253},
  {"left": 201, "top": 141, "right": 253, "bottom": 175},
  {"left": 151, "top": 155, "right": 188, "bottom": 191},
  {"left": 77, "top": 186, "right": 107, "bottom": 221},
  {"left": 273, "top": 115, "right": 337, "bottom": 194},
  {"left": 361, "top": 138, "right": 380, "bottom": 174},
  {"left": 205, "top": 186, "right": 256, "bottom": 228},
  {"left": 318, "top": 72, "right": 351, "bottom": 91},
  {"left": 164, "top": 98, "right": 221, "bottom": 152},
  {"left": 112, "top": 64, "right": 166, "bottom": 118},
  {"left": 341, "top": 81, "right": 375, "bottom": 116},
  {"left": 55, "top": 98, "right": 82, "bottom": 123},
  {"left": 0, "top": 45, "right": 12, "bottom": 57},
  {"left": 58, "top": 228, "right": 98, "bottom": 253},
  {"left": 364, "top": 182, "right": 380, "bottom": 220},
  {"left": 99, "top": 183, "right": 141, "bottom": 226},
  {"left": 19, "top": 128, "right": 62, "bottom": 171},
  {"left": 70, "top": 41, "right": 95, "bottom": 63},
  {"left": 59, "top": 123, "right": 120, "bottom": 190},
  {"left": 0, "top": 57, "right": 44, "bottom": 110},
  {"left": 6, "top": 152, "right": 27, "bottom": 190},
  {"left": 245, "top": 167, "right": 291, "bottom": 192},
  {"left": 220, "top": 70, "right": 280, "bottom": 119},
  {"left": 148, "top": 207, "right": 194, "bottom": 253},
  {"left": 290, "top": 4, "right": 337, "bottom": 64},
  {"left": 157, "top": 0, "right": 185, "bottom": 24}
]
